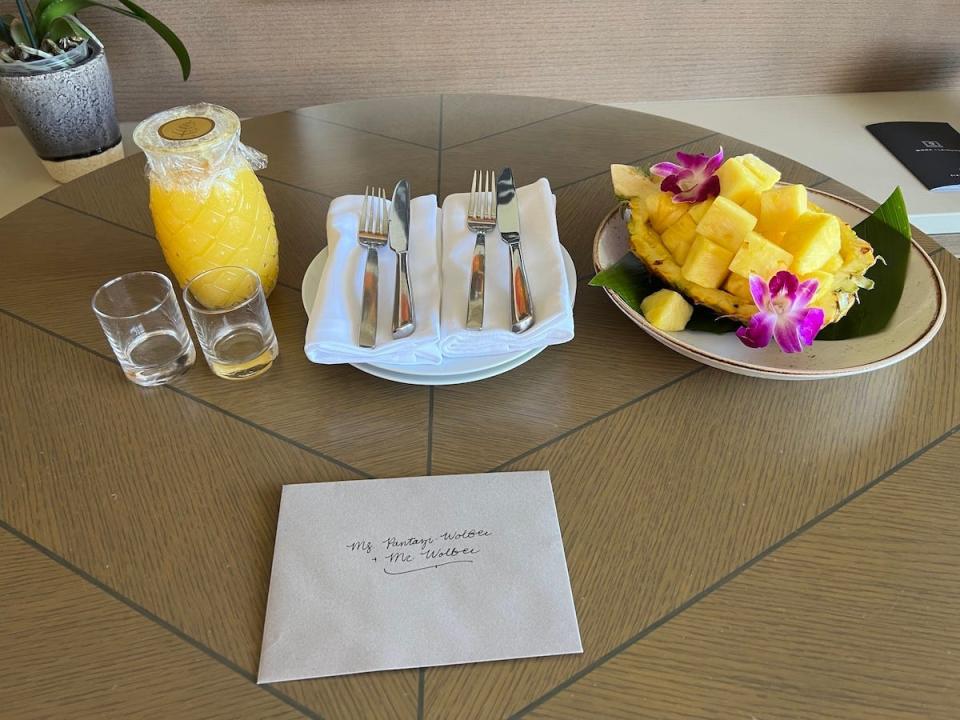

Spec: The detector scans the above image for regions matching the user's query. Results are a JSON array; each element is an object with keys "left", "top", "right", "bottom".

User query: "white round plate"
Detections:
[
  {"left": 593, "top": 188, "right": 946, "bottom": 380},
  {"left": 301, "top": 247, "right": 577, "bottom": 385}
]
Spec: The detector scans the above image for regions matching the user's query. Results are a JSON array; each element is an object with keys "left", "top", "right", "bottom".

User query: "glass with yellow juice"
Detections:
[{"left": 133, "top": 104, "right": 279, "bottom": 302}]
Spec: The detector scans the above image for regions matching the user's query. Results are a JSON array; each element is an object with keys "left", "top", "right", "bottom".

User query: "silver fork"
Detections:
[
  {"left": 357, "top": 186, "right": 388, "bottom": 348},
  {"left": 465, "top": 170, "right": 496, "bottom": 330}
]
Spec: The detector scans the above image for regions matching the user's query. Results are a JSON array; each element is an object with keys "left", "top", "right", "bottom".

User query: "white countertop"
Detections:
[{"left": 615, "top": 90, "right": 960, "bottom": 235}]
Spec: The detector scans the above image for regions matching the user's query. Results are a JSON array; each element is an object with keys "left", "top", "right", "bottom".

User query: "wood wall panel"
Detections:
[{"left": 2, "top": 0, "right": 959, "bottom": 126}]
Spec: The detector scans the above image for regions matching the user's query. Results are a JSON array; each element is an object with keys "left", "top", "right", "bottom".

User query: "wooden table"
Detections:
[{"left": 2, "top": 95, "right": 958, "bottom": 719}]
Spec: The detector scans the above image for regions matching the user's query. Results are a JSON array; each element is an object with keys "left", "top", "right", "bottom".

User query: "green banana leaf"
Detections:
[
  {"left": 590, "top": 187, "right": 912, "bottom": 340},
  {"left": 36, "top": 0, "right": 189, "bottom": 79},
  {"left": 816, "top": 188, "right": 912, "bottom": 340},
  {"left": 589, "top": 253, "right": 741, "bottom": 334}
]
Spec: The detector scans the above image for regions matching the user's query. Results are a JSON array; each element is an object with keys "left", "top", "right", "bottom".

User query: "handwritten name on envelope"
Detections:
[
  {"left": 346, "top": 528, "right": 492, "bottom": 574},
  {"left": 257, "top": 471, "right": 582, "bottom": 683}
]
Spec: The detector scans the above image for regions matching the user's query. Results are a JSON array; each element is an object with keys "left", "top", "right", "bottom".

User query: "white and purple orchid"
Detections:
[
  {"left": 736, "top": 271, "right": 825, "bottom": 353},
  {"left": 650, "top": 147, "right": 724, "bottom": 203}
]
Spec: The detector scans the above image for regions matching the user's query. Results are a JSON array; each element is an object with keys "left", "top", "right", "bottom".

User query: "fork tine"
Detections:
[
  {"left": 469, "top": 170, "right": 477, "bottom": 217},
  {"left": 379, "top": 187, "right": 387, "bottom": 235},
  {"left": 477, "top": 170, "right": 487, "bottom": 218},
  {"left": 487, "top": 170, "right": 495, "bottom": 219},
  {"left": 360, "top": 186, "right": 369, "bottom": 232}
]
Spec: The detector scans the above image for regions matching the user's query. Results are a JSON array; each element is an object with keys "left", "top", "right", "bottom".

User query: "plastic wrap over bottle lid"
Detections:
[{"left": 133, "top": 103, "right": 266, "bottom": 191}]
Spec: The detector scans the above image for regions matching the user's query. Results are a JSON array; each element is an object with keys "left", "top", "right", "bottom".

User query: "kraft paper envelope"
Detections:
[{"left": 258, "top": 471, "right": 582, "bottom": 682}]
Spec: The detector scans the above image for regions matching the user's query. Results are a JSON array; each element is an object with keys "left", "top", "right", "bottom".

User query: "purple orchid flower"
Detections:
[
  {"left": 736, "top": 271, "right": 825, "bottom": 353},
  {"left": 650, "top": 147, "right": 724, "bottom": 203}
]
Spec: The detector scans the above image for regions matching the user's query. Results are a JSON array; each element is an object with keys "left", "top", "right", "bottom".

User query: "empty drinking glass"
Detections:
[
  {"left": 92, "top": 271, "right": 196, "bottom": 386},
  {"left": 183, "top": 265, "right": 279, "bottom": 380}
]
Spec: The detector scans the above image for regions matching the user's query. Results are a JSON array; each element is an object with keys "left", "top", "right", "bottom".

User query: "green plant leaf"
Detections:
[
  {"left": 36, "top": 0, "right": 189, "bottom": 78},
  {"left": 36, "top": 1, "right": 133, "bottom": 39},
  {"left": 114, "top": 0, "right": 189, "bottom": 80},
  {"left": 15, "top": 0, "right": 38, "bottom": 47},
  {"left": 10, "top": 17, "right": 32, "bottom": 45},
  {"left": 816, "top": 187, "right": 912, "bottom": 340},
  {"left": 45, "top": 15, "right": 87, "bottom": 41},
  {"left": 589, "top": 253, "right": 741, "bottom": 334}
]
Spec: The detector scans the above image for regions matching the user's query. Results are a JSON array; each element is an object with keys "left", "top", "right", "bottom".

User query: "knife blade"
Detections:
[
  {"left": 389, "top": 179, "right": 410, "bottom": 252},
  {"left": 389, "top": 179, "right": 415, "bottom": 338},
  {"left": 496, "top": 168, "right": 535, "bottom": 333}
]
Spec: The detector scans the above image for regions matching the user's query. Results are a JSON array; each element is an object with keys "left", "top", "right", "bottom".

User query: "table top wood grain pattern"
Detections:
[{"left": 2, "top": 94, "right": 957, "bottom": 720}]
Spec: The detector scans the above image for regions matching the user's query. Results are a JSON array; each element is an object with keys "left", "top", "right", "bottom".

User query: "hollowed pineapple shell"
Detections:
[{"left": 612, "top": 166, "right": 876, "bottom": 326}]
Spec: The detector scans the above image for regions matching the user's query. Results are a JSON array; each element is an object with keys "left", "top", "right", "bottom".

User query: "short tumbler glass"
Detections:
[
  {"left": 183, "top": 265, "right": 279, "bottom": 380},
  {"left": 92, "top": 271, "right": 196, "bottom": 386}
]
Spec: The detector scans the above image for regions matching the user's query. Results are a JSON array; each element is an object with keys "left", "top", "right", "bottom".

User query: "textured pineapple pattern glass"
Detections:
[
  {"left": 183, "top": 265, "right": 279, "bottom": 380},
  {"left": 92, "top": 271, "right": 196, "bottom": 386}
]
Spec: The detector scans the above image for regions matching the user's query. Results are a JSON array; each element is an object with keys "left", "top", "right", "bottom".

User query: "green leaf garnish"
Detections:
[
  {"left": 589, "top": 253, "right": 740, "bottom": 334},
  {"left": 816, "top": 187, "right": 911, "bottom": 340}
]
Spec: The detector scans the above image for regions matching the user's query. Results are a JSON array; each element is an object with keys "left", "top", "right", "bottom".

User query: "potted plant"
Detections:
[{"left": 0, "top": 1, "right": 189, "bottom": 182}]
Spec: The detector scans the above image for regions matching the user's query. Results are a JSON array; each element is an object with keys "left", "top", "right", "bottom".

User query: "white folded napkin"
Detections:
[
  {"left": 439, "top": 178, "right": 574, "bottom": 357},
  {"left": 304, "top": 194, "right": 442, "bottom": 365}
]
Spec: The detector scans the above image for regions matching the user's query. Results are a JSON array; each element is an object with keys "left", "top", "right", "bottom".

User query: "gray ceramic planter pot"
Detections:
[{"left": 0, "top": 44, "right": 123, "bottom": 182}]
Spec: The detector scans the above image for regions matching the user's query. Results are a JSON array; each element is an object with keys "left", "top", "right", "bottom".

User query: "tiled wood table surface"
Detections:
[{"left": 2, "top": 95, "right": 958, "bottom": 720}]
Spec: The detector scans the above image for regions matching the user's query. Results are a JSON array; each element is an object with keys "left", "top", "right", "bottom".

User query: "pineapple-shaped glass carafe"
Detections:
[{"left": 133, "top": 103, "right": 279, "bottom": 299}]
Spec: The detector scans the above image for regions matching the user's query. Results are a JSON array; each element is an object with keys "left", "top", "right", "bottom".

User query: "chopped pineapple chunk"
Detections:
[
  {"left": 729, "top": 231, "right": 794, "bottom": 280},
  {"left": 661, "top": 214, "right": 697, "bottom": 264},
  {"left": 758, "top": 184, "right": 808, "bottom": 237},
  {"left": 802, "top": 270, "right": 834, "bottom": 304},
  {"left": 740, "top": 154, "right": 782, "bottom": 190},
  {"left": 821, "top": 254, "right": 843, "bottom": 273},
  {"left": 716, "top": 157, "right": 761, "bottom": 204},
  {"left": 741, "top": 192, "right": 762, "bottom": 219},
  {"left": 781, "top": 212, "right": 841, "bottom": 275},
  {"left": 682, "top": 235, "right": 734, "bottom": 288},
  {"left": 687, "top": 198, "right": 714, "bottom": 224},
  {"left": 640, "top": 289, "right": 693, "bottom": 331},
  {"left": 723, "top": 272, "right": 753, "bottom": 300},
  {"left": 646, "top": 191, "right": 687, "bottom": 233},
  {"left": 695, "top": 195, "right": 757, "bottom": 252}
]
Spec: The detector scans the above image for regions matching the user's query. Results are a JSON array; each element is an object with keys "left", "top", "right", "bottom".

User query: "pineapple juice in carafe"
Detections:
[{"left": 133, "top": 104, "right": 279, "bottom": 303}]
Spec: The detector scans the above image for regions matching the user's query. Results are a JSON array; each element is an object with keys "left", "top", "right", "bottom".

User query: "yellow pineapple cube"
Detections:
[
  {"left": 802, "top": 270, "right": 834, "bottom": 303},
  {"left": 740, "top": 154, "right": 782, "bottom": 190},
  {"left": 646, "top": 191, "right": 687, "bottom": 233},
  {"left": 696, "top": 195, "right": 757, "bottom": 253},
  {"left": 682, "top": 235, "right": 734, "bottom": 288},
  {"left": 741, "top": 191, "right": 762, "bottom": 219},
  {"left": 661, "top": 213, "right": 697, "bottom": 264},
  {"left": 821, "top": 254, "right": 843, "bottom": 273},
  {"left": 716, "top": 157, "right": 761, "bottom": 204},
  {"left": 729, "top": 231, "right": 794, "bottom": 279},
  {"left": 640, "top": 289, "right": 693, "bottom": 331},
  {"left": 780, "top": 212, "right": 841, "bottom": 275},
  {"left": 687, "top": 198, "right": 714, "bottom": 224},
  {"left": 723, "top": 272, "right": 752, "bottom": 300},
  {"left": 758, "top": 184, "right": 808, "bottom": 236}
]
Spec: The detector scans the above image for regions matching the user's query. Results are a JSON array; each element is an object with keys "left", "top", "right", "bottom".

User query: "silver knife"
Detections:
[
  {"left": 496, "top": 168, "right": 535, "bottom": 333},
  {"left": 389, "top": 179, "right": 415, "bottom": 339}
]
